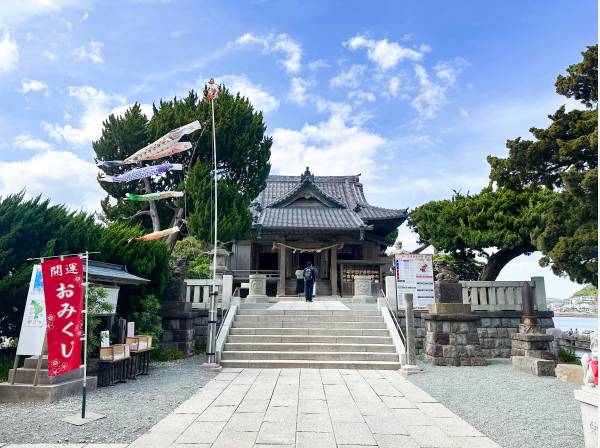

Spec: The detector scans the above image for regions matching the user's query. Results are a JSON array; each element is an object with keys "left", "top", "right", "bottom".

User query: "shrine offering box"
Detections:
[
  {"left": 127, "top": 335, "right": 152, "bottom": 350},
  {"left": 100, "top": 344, "right": 127, "bottom": 361}
]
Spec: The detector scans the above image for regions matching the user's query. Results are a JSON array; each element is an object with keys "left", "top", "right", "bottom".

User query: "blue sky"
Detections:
[{"left": 0, "top": 0, "right": 596, "bottom": 298}]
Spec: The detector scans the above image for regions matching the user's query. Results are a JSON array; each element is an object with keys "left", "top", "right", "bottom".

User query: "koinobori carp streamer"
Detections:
[{"left": 98, "top": 162, "right": 183, "bottom": 183}]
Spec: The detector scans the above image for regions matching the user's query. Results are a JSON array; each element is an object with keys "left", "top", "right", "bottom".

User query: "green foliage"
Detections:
[
  {"left": 171, "top": 236, "right": 212, "bottom": 279},
  {"left": 194, "top": 338, "right": 207, "bottom": 355},
  {"left": 150, "top": 345, "right": 185, "bottom": 362},
  {"left": 0, "top": 349, "right": 14, "bottom": 382},
  {"left": 408, "top": 187, "right": 551, "bottom": 280},
  {"left": 0, "top": 192, "right": 170, "bottom": 341},
  {"left": 557, "top": 347, "right": 580, "bottom": 365},
  {"left": 488, "top": 45, "right": 598, "bottom": 285},
  {"left": 555, "top": 45, "right": 597, "bottom": 107},
  {"left": 130, "top": 294, "right": 163, "bottom": 342},
  {"left": 572, "top": 284, "right": 598, "bottom": 298},
  {"left": 384, "top": 229, "right": 398, "bottom": 246},
  {"left": 87, "top": 287, "right": 113, "bottom": 355},
  {"left": 94, "top": 87, "right": 272, "bottom": 238},
  {"left": 187, "top": 161, "right": 252, "bottom": 244},
  {"left": 433, "top": 253, "right": 484, "bottom": 281}
]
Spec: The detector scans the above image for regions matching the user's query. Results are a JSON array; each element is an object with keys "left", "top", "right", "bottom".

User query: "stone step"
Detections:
[
  {"left": 23, "top": 355, "right": 48, "bottom": 369},
  {"left": 237, "top": 309, "right": 381, "bottom": 316},
  {"left": 223, "top": 342, "right": 397, "bottom": 353},
  {"left": 8, "top": 366, "right": 84, "bottom": 385},
  {"left": 221, "top": 350, "right": 399, "bottom": 362},
  {"left": 220, "top": 359, "right": 401, "bottom": 370},
  {"left": 226, "top": 334, "right": 393, "bottom": 344},
  {"left": 232, "top": 321, "right": 386, "bottom": 329},
  {"left": 235, "top": 315, "right": 383, "bottom": 323},
  {"left": 230, "top": 327, "right": 390, "bottom": 336}
]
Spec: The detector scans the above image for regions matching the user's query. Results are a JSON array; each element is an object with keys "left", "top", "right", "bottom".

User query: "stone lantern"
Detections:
[{"left": 206, "top": 247, "right": 230, "bottom": 275}]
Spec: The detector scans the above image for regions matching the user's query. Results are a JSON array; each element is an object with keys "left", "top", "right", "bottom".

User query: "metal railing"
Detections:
[{"left": 380, "top": 290, "right": 406, "bottom": 346}]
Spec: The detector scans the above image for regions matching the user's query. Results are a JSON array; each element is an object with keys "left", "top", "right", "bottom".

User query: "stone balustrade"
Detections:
[{"left": 461, "top": 276, "right": 547, "bottom": 312}]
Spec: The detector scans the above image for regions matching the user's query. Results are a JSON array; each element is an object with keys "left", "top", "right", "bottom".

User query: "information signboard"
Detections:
[
  {"left": 394, "top": 253, "right": 435, "bottom": 308},
  {"left": 16, "top": 265, "right": 47, "bottom": 356}
]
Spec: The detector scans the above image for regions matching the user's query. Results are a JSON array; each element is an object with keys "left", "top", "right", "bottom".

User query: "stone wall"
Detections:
[
  {"left": 477, "top": 311, "right": 554, "bottom": 358},
  {"left": 396, "top": 309, "right": 554, "bottom": 358}
]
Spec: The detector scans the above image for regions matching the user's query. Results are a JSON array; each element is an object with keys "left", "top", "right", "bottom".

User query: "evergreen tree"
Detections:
[
  {"left": 488, "top": 45, "right": 598, "bottom": 285},
  {"left": 93, "top": 87, "right": 272, "bottom": 249}
]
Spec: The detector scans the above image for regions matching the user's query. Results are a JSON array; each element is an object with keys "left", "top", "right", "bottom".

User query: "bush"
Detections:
[
  {"left": 150, "top": 345, "right": 184, "bottom": 362},
  {"left": 557, "top": 347, "right": 580, "bottom": 364},
  {"left": 0, "top": 349, "right": 15, "bottom": 382},
  {"left": 131, "top": 294, "right": 163, "bottom": 342},
  {"left": 171, "top": 236, "right": 212, "bottom": 279},
  {"left": 87, "top": 287, "right": 113, "bottom": 355},
  {"left": 194, "top": 338, "right": 207, "bottom": 355}
]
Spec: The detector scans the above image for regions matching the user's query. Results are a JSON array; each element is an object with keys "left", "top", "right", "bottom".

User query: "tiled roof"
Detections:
[
  {"left": 86, "top": 260, "right": 150, "bottom": 285},
  {"left": 253, "top": 169, "right": 407, "bottom": 233},
  {"left": 259, "top": 208, "right": 366, "bottom": 230}
]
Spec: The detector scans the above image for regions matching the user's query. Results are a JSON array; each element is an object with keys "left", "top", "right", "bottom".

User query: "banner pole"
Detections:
[{"left": 81, "top": 251, "right": 89, "bottom": 419}]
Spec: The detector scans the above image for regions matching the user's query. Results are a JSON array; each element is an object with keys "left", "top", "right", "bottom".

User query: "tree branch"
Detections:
[
  {"left": 119, "top": 210, "right": 151, "bottom": 220},
  {"left": 412, "top": 244, "right": 429, "bottom": 254}
]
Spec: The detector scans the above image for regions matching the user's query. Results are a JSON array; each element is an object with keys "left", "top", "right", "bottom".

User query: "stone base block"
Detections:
[
  {"left": 245, "top": 295, "right": 269, "bottom": 303},
  {"left": 350, "top": 296, "right": 377, "bottom": 304},
  {"left": 0, "top": 376, "right": 97, "bottom": 403},
  {"left": 556, "top": 364, "right": 584, "bottom": 385},
  {"left": 511, "top": 355, "right": 555, "bottom": 376},
  {"left": 427, "top": 303, "right": 472, "bottom": 314}
]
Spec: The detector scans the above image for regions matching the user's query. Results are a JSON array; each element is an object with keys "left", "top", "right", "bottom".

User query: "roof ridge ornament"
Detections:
[{"left": 301, "top": 166, "right": 314, "bottom": 183}]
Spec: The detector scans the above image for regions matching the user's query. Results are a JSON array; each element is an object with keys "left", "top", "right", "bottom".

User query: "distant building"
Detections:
[{"left": 228, "top": 168, "right": 408, "bottom": 297}]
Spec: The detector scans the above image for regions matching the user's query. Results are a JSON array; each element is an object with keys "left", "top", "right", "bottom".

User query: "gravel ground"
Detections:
[
  {"left": 409, "top": 358, "right": 584, "bottom": 448},
  {"left": 0, "top": 355, "right": 218, "bottom": 444}
]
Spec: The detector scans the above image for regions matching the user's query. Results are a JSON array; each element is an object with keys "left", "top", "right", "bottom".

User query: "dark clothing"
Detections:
[
  {"left": 296, "top": 278, "right": 304, "bottom": 294},
  {"left": 304, "top": 279, "right": 314, "bottom": 301}
]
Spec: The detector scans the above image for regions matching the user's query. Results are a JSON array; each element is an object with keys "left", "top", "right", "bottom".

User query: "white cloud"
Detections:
[
  {"left": 0, "top": 1, "right": 61, "bottom": 27},
  {"left": 110, "top": 103, "right": 154, "bottom": 120},
  {"left": 388, "top": 76, "right": 401, "bottom": 97},
  {"left": 329, "top": 64, "right": 367, "bottom": 89},
  {"left": 74, "top": 40, "right": 104, "bottom": 64},
  {"left": 44, "top": 49, "right": 57, "bottom": 60},
  {"left": 348, "top": 90, "right": 376, "bottom": 102},
  {"left": 14, "top": 134, "right": 54, "bottom": 151},
  {"left": 0, "top": 149, "right": 104, "bottom": 212},
  {"left": 0, "top": 31, "right": 19, "bottom": 73},
  {"left": 43, "top": 85, "right": 126, "bottom": 146},
  {"left": 19, "top": 78, "right": 48, "bottom": 93},
  {"left": 218, "top": 74, "right": 279, "bottom": 113},
  {"left": 288, "top": 77, "right": 314, "bottom": 105},
  {"left": 236, "top": 32, "right": 302, "bottom": 73},
  {"left": 270, "top": 104, "right": 385, "bottom": 180},
  {"left": 308, "top": 59, "right": 329, "bottom": 71},
  {"left": 345, "top": 34, "right": 423, "bottom": 71},
  {"left": 411, "top": 58, "right": 465, "bottom": 121}
]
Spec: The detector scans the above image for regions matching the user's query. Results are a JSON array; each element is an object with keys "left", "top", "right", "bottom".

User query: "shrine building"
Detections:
[{"left": 229, "top": 168, "right": 408, "bottom": 297}]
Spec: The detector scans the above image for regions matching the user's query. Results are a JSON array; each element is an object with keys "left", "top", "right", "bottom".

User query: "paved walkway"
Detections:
[{"left": 124, "top": 367, "right": 501, "bottom": 448}]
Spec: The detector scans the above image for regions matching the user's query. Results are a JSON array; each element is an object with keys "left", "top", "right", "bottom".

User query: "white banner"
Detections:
[
  {"left": 16, "top": 265, "right": 47, "bottom": 355},
  {"left": 394, "top": 254, "right": 435, "bottom": 309}
]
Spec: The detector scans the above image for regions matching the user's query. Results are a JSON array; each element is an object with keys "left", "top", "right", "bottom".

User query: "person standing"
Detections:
[
  {"left": 303, "top": 261, "right": 316, "bottom": 302},
  {"left": 295, "top": 267, "right": 304, "bottom": 296}
]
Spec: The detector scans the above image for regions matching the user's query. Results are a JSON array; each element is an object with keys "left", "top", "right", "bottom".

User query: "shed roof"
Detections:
[{"left": 86, "top": 260, "right": 150, "bottom": 285}]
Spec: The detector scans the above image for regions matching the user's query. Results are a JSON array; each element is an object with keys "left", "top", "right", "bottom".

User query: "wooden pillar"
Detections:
[
  {"left": 277, "top": 244, "right": 286, "bottom": 296},
  {"left": 330, "top": 247, "right": 338, "bottom": 296}
]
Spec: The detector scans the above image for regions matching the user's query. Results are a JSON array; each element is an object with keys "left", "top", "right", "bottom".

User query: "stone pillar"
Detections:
[
  {"left": 405, "top": 293, "right": 417, "bottom": 365},
  {"left": 277, "top": 244, "right": 286, "bottom": 296},
  {"left": 247, "top": 273, "right": 268, "bottom": 303},
  {"left": 330, "top": 247, "right": 338, "bottom": 296},
  {"left": 353, "top": 275, "right": 375, "bottom": 303},
  {"left": 532, "top": 276, "right": 547, "bottom": 311}
]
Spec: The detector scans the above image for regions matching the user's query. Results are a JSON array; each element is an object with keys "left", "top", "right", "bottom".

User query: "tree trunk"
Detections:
[
  {"left": 478, "top": 245, "right": 534, "bottom": 281},
  {"left": 166, "top": 207, "right": 184, "bottom": 251},
  {"left": 143, "top": 178, "right": 161, "bottom": 232}
]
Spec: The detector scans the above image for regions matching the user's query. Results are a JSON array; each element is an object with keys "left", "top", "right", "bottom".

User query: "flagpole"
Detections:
[
  {"left": 207, "top": 79, "right": 218, "bottom": 365},
  {"left": 82, "top": 250, "right": 89, "bottom": 419}
]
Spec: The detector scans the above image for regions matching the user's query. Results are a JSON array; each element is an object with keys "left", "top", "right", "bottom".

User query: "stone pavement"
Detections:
[
  {"left": 1, "top": 367, "right": 502, "bottom": 448},
  {"left": 131, "top": 367, "right": 501, "bottom": 448}
]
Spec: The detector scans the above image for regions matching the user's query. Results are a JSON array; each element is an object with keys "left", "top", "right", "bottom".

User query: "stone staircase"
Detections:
[{"left": 220, "top": 306, "right": 401, "bottom": 369}]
